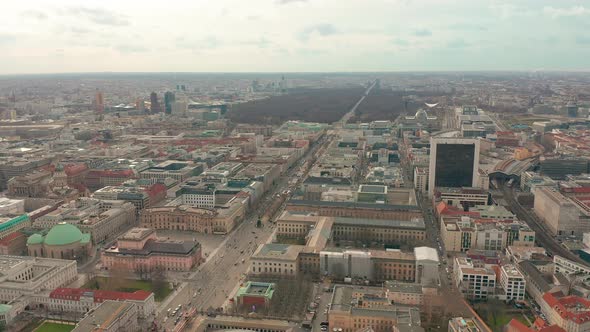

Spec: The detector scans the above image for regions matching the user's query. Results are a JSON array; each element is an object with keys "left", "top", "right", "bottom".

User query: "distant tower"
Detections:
[
  {"left": 150, "top": 92, "right": 161, "bottom": 113},
  {"left": 164, "top": 91, "right": 176, "bottom": 114},
  {"left": 135, "top": 98, "right": 145, "bottom": 111},
  {"left": 279, "top": 75, "right": 287, "bottom": 92},
  {"left": 567, "top": 97, "right": 579, "bottom": 118},
  {"left": 95, "top": 91, "right": 104, "bottom": 113}
]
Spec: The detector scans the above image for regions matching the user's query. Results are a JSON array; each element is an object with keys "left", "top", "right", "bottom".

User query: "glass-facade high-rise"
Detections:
[
  {"left": 434, "top": 143, "right": 475, "bottom": 188},
  {"left": 164, "top": 91, "right": 176, "bottom": 114}
]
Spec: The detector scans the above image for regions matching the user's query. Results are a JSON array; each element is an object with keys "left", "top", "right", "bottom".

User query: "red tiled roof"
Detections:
[
  {"left": 64, "top": 164, "right": 88, "bottom": 176},
  {"left": 69, "top": 183, "right": 88, "bottom": 193},
  {"left": 50, "top": 288, "right": 152, "bottom": 302},
  {"left": 88, "top": 169, "right": 135, "bottom": 178},
  {"left": 507, "top": 318, "right": 565, "bottom": 332},
  {"left": 474, "top": 218, "right": 514, "bottom": 224},
  {"left": 543, "top": 292, "right": 590, "bottom": 323},
  {"left": 533, "top": 317, "right": 547, "bottom": 330},
  {"left": 506, "top": 318, "right": 530, "bottom": 332},
  {"left": 436, "top": 201, "right": 480, "bottom": 217},
  {"left": 539, "top": 326, "right": 566, "bottom": 332},
  {"left": 0, "top": 231, "right": 24, "bottom": 245},
  {"left": 145, "top": 183, "right": 167, "bottom": 197},
  {"left": 561, "top": 186, "right": 590, "bottom": 194}
]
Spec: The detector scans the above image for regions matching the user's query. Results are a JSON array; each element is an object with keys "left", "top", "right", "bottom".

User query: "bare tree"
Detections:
[
  {"left": 104, "top": 263, "right": 129, "bottom": 291},
  {"left": 151, "top": 265, "right": 168, "bottom": 300},
  {"left": 486, "top": 298, "right": 506, "bottom": 330}
]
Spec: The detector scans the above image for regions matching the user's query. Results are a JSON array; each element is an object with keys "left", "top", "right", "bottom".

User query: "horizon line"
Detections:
[{"left": 2, "top": 69, "right": 590, "bottom": 77}]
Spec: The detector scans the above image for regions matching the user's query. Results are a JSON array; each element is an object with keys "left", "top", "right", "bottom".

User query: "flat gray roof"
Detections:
[
  {"left": 334, "top": 217, "right": 425, "bottom": 229},
  {"left": 289, "top": 200, "right": 420, "bottom": 211}
]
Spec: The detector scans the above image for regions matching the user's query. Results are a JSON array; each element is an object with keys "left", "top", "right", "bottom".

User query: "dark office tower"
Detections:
[
  {"left": 567, "top": 102, "right": 579, "bottom": 118},
  {"left": 95, "top": 91, "right": 104, "bottom": 113},
  {"left": 181, "top": 85, "right": 186, "bottom": 91},
  {"left": 164, "top": 91, "right": 176, "bottom": 114},
  {"left": 176, "top": 85, "right": 181, "bottom": 91},
  {"left": 150, "top": 92, "right": 161, "bottom": 113},
  {"left": 428, "top": 137, "right": 480, "bottom": 196}
]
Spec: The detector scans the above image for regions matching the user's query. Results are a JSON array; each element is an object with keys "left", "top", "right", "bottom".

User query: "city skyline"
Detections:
[{"left": 1, "top": 0, "right": 590, "bottom": 74}]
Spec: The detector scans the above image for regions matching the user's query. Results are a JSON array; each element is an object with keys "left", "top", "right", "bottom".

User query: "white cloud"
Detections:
[
  {"left": 543, "top": 6, "right": 590, "bottom": 18},
  {"left": 0, "top": 0, "right": 589, "bottom": 73}
]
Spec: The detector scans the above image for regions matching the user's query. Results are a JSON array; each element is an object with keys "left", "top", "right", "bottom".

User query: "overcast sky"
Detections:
[{"left": 1, "top": 0, "right": 589, "bottom": 74}]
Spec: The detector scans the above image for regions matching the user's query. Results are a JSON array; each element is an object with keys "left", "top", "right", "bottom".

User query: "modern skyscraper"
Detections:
[
  {"left": 428, "top": 137, "right": 480, "bottom": 196},
  {"left": 150, "top": 92, "right": 161, "bottom": 113},
  {"left": 95, "top": 91, "right": 104, "bottom": 113},
  {"left": 164, "top": 91, "right": 176, "bottom": 114}
]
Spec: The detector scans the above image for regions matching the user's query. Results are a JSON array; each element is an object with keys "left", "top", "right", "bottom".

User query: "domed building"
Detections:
[{"left": 27, "top": 222, "right": 92, "bottom": 260}]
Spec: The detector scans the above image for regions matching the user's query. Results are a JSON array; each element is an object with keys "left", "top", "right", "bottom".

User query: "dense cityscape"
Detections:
[
  {"left": 2, "top": 0, "right": 590, "bottom": 331},
  {"left": 0, "top": 71, "right": 590, "bottom": 332}
]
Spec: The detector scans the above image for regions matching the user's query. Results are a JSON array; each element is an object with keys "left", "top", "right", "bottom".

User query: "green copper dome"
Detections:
[
  {"left": 44, "top": 222, "right": 83, "bottom": 246},
  {"left": 27, "top": 233, "right": 44, "bottom": 245}
]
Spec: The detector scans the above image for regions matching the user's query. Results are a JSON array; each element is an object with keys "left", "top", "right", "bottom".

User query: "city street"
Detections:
[
  {"left": 500, "top": 182, "right": 590, "bottom": 267},
  {"left": 158, "top": 127, "right": 335, "bottom": 332}
]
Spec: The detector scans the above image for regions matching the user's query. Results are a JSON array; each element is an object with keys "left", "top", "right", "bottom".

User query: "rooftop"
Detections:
[
  {"left": 119, "top": 227, "right": 154, "bottom": 241},
  {"left": 330, "top": 285, "right": 421, "bottom": 323},
  {"left": 414, "top": 247, "right": 439, "bottom": 262},
  {"left": 334, "top": 217, "right": 425, "bottom": 229},
  {"left": 384, "top": 281, "right": 423, "bottom": 294},
  {"left": 359, "top": 184, "right": 387, "bottom": 194},
  {"left": 288, "top": 199, "right": 420, "bottom": 211},
  {"left": 50, "top": 287, "right": 152, "bottom": 302},
  {"left": 235, "top": 281, "right": 275, "bottom": 299},
  {"left": 501, "top": 264, "right": 524, "bottom": 278},
  {"left": 449, "top": 317, "right": 482, "bottom": 332},
  {"left": 543, "top": 292, "right": 590, "bottom": 323},
  {"left": 253, "top": 243, "right": 303, "bottom": 261},
  {"left": 73, "top": 300, "right": 136, "bottom": 332},
  {"left": 0, "top": 197, "right": 23, "bottom": 208}
]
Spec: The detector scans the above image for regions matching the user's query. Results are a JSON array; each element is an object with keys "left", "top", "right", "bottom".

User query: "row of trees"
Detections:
[
  {"left": 228, "top": 88, "right": 364, "bottom": 125},
  {"left": 87, "top": 263, "right": 169, "bottom": 300}
]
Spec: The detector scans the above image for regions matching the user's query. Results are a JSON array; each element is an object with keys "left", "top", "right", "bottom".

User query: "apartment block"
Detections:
[{"left": 453, "top": 257, "right": 496, "bottom": 300}]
